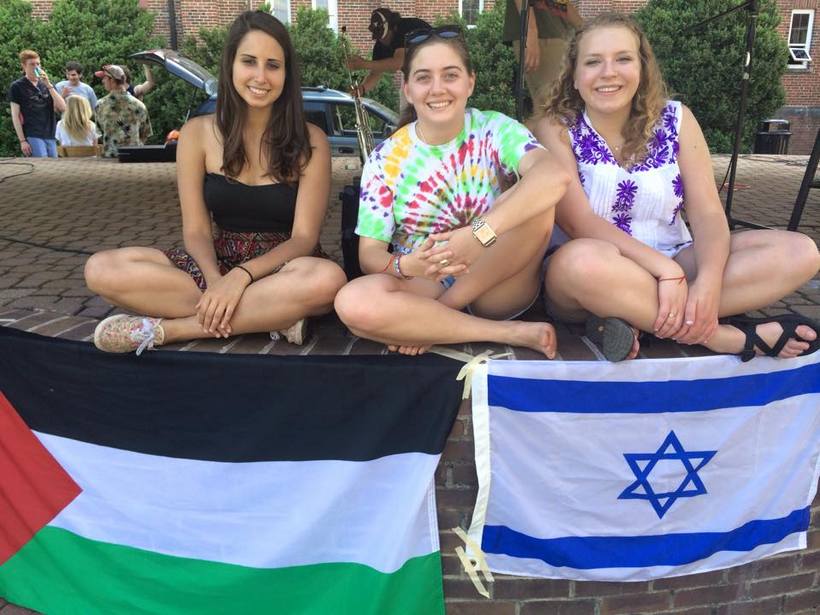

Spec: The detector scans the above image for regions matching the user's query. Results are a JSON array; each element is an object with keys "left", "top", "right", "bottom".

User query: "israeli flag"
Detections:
[{"left": 467, "top": 353, "right": 820, "bottom": 581}]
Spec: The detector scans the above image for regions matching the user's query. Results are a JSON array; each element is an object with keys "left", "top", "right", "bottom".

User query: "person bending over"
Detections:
[
  {"left": 335, "top": 25, "right": 570, "bottom": 357},
  {"left": 85, "top": 11, "right": 346, "bottom": 354},
  {"left": 533, "top": 13, "right": 819, "bottom": 362}
]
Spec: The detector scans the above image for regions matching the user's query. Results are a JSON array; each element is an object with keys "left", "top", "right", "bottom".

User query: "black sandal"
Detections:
[
  {"left": 585, "top": 316, "right": 637, "bottom": 362},
  {"left": 724, "top": 313, "right": 820, "bottom": 362}
]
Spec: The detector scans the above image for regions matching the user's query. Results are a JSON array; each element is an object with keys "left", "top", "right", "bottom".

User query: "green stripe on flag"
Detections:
[{"left": 0, "top": 527, "right": 445, "bottom": 615}]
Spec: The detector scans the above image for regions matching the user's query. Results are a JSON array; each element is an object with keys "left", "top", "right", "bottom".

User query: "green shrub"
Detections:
[
  {"left": 635, "top": 0, "right": 787, "bottom": 153},
  {"left": 466, "top": 2, "right": 517, "bottom": 117}
]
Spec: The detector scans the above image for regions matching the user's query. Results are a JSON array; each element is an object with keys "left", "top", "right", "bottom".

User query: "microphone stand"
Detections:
[
  {"left": 515, "top": 0, "right": 533, "bottom": 122},
  {"left": 686, "top": 0, "right": 761, "bottom": 229}
]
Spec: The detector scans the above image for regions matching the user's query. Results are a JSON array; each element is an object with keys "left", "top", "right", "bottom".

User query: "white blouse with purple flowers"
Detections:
[{"left": 566, "top": 100, "right": 693, "bottom": 258}]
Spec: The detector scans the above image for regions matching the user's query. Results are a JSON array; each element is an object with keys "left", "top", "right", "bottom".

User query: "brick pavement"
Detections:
[{"left": 0, "top": 153, "right": 817, "bottom": 357}]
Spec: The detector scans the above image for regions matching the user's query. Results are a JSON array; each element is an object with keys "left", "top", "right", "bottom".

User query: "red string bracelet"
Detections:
[
  {"left": 658, "top": 275, "right": 686, "bottom": 284},
  {"left": 380, "top": 255, "right": 394, "bottom": 273}
]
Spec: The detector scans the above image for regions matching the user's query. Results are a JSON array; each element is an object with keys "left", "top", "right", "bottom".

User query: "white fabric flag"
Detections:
[{"left": 467, "top": 352, "right": 820, "bottom": 581}]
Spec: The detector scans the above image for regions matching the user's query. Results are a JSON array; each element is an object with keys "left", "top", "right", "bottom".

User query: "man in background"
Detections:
[
  {"left": 94, "top": 64, "right": 151, "bottom": 158},
  {"left": 54, "top": 61, "right": 98, "bottom": 108},
  {"left": 8, "top": 49, "right": 66, "bottom": 157},
  {"left": 503, "top": 0, "right": 582, "bottom": 111},
  {"left": 345, "top": 7, "right": 429, "bottom": 109}
]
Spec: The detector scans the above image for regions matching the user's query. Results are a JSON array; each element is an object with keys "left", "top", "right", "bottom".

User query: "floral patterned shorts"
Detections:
[{"left": 166, "top": 228, "right": 327, "bottom": 291}]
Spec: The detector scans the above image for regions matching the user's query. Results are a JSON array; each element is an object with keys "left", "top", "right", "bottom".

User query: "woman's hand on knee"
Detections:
[
  {"left": 654, "top": 276, "right": 688, "bottom": 339},
  {"left": 195, "top": 269, "right": 251, "bottom": 337},
  {"left": 426, "top": 228, "right": 483, "bottom": 274},
  {"left": 673, "top": 280, "right": 720, "bottom": 345},
  {"left": 414, "top": 236, "right": 468, "bottom": 281}
]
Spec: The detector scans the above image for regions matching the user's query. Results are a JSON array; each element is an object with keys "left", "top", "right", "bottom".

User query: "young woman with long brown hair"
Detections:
[
  {"left": 533, "top": 13, "right": 819, "bottom": 361},
  {"left": 84, "top": 11, "right": 345, "bottom": 353}
]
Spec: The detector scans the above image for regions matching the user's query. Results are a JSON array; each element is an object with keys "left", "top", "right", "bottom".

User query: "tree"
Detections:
[{"left": 635, "top": 0, "right": 787, "bottom": 153}]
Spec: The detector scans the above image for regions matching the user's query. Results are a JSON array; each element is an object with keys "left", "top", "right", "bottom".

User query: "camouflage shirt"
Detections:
[{"left": 96, "top": 91, "right": 152, "bottom": 157}]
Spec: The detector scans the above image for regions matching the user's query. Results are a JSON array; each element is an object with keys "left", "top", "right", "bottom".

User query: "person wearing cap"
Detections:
[
  {"left": 95, "top": 64, "right": 151, "bottom": 158},
  {"left": 345, "top": 8, "right": 429, "bottom": 108},
  {"left": 8, "top": 49, "right": 67, "bottom": 157}
]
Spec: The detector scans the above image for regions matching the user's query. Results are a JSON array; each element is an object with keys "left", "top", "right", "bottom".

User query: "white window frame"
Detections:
[
  {"left": 312, "top": 0, "right": 338, "bottom": 32},
  {"left": 460, "top": 0, "right": 485, "bottom": 29},
  {"left": 787, "top": 9, "right": 814, "bottom": 70},
  {"left": 270, "top": 0, "right": 290, "bottom": 25}
]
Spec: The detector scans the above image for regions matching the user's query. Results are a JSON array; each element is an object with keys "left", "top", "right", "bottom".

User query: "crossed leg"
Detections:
[
  {"left": 335, "top": 213, "right": 558, "bottom": 358},
  {"left": 85, "top": 247, "right": 347, "bottom": 344},
  {"left": 545, "top": 230, "right": 820, "bottom": 359}
]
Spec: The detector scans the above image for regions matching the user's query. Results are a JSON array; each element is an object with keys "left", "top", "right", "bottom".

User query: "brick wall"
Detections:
[{"left": 437, "top": 398, "right": 820, "bottom": 614}]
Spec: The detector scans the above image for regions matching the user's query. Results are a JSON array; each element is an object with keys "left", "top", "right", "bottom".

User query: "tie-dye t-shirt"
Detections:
[{"left": 356, "top": 108, "right": 543, "bottom": 251}]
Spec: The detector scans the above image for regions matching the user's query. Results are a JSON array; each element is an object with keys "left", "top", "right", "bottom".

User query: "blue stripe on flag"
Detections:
[
  {"left": 488, "top": 363, "right": 820, "bottom": 413},
  {"left": 481, "top": 507, "right": 810, "bottom": 569}
]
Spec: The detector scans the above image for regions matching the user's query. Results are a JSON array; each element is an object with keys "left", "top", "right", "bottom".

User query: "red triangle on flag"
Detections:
[{"left": 0, "top": 391, "right": 81, "bottom": 565}]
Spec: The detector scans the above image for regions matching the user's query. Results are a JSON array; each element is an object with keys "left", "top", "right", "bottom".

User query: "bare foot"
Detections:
[
  {"left": 387, "top": 343, "right": 431, "bottom": 355},
  {"left": 716, "top": 322, "right": 816, "bottom": 358},
  {"left": 508, "top": 321, "right": 557, "bottom": 359}
]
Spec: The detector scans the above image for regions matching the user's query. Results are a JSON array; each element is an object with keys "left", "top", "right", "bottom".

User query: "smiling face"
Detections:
[
  {"left": 66, "top": 69, "right": 81, "bottom": 86},
  {"left": 403, "top": 41, "right": 475, "bottom": 135},
  {"left": 231, "top": 29, "right": 286, "bottom": 110},
  {"left": 573, "top": 25, "right": 641, "bottom": 118}
]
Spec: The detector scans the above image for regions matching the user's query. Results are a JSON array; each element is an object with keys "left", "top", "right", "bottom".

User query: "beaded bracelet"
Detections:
[{"left": 393, "top": 254, "right": 412, "bottom": 280}]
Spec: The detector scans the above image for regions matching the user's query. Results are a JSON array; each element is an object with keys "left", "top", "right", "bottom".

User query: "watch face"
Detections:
[{"left": 474, "top": 224, "right": 496, "bottom": 245}]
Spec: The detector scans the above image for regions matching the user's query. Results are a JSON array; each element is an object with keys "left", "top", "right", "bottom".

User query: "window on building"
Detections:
[
  {"left": 312, "top": 0, "right": 338, "bottom": 32},
  {"left": 460, "top": 0, "right": 484, "bottom": 28},
  {"left": 270, "top": 0, "right": 290, "bottom": 24},
  {"left": 788, "top": 10, "right": 814, "bottom": 69}
]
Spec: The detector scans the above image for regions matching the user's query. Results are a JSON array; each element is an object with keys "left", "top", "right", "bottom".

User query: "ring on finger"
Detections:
[
  {"left": 439, "top": 259, "right": 450, "bottom": 267},
  {"left": 668, "top": 312, "right": 677, "bottom": 319}
]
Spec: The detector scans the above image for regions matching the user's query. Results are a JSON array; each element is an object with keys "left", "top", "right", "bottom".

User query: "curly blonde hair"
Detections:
[{"left": 539, "top": 13, "right": 668, "bottom": 167}]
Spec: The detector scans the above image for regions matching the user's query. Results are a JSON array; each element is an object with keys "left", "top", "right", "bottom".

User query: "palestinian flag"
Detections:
[{"left": 0, "top": 327, "right": 461, "bottom": 614}]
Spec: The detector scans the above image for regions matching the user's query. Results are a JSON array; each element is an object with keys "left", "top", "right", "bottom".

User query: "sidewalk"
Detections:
[{"left": 0, "top": 153, "right": 817, "bottom": 359}]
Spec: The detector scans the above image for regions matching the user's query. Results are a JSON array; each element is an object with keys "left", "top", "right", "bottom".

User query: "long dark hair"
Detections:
[
  {"left": 217, "top": 11, "right": 311, "bottom": 183},
  {"left": 539, "top": 13, "right": 668, "bottom": 167},
  {"left": 397, "top": 32, "right": 474, "bottom": 129}
]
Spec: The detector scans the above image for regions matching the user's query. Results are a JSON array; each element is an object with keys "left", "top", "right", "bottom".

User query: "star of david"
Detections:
[{"left": 618, "top": 430, "right": 716, "bottom": 519}]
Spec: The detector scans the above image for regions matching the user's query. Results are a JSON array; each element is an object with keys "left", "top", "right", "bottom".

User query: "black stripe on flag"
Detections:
[{"left": 0, "top": 327, "right": 462, "bottom": 463}]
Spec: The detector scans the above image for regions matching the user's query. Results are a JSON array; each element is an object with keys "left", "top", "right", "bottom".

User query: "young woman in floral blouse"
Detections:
[
  {"left": 534, "top": 13, "right": 819, "bottom": 361},
  {"left": 334, "top": 26, "right": 570, "bottom": 357}
]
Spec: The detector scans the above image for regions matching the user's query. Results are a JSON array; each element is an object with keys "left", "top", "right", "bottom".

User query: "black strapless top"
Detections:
[{"left": 203, "top": 173, "right": 298, "bottom": 233}]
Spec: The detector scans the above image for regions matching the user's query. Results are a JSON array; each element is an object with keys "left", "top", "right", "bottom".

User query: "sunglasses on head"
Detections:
[{"left": 405, "top": 25, "right": 463, "bottom": 48}]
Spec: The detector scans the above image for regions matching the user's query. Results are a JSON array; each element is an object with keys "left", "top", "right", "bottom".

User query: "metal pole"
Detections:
[
  {"left": 166, "top": 0, "right": 179, "bottom": 50},
  {"left": 724, "top": 0, "right": 757, "bottom": 228},
  {"left": 515, "top": 1, "right": 531, "bottom": 122}
]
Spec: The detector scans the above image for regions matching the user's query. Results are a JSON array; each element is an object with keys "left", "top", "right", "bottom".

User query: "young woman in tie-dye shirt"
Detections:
[{"left": 335, "top": 26, "right": 570, "bottom": 356}]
